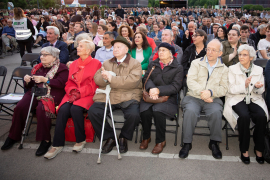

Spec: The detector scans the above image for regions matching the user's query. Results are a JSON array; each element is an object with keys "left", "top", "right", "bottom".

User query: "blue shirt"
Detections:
[
  {"left": 95, "top": 46, "right": 114, "bottom": 64},
  {"left": 205, "top": 57, "right": 219, "bottom": 76},
  {"left": 2, "top": 26, "right": 15, "bottom": 37}
]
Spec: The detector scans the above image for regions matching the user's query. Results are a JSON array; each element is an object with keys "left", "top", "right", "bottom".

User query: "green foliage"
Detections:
[
  {"left": 148, "top": 3, "right": 152, "bottom": 8},
  {"left": 264, "top": 8, "right": 270, "bottom": 11},
  {"left": 204, "top": 4, "right": 207, "bottom": 9},
  {"left": 253, "top": 5, "right": 264, "bottom": 11},
  {"left": 243, "top": 4, "right": 264, "bottom": 11},
  {"left": 154, "top": 1, "right": 160, "bottom": 7},
  {"left": 41, "top": 0, "right": 55, "bottom": 9},
  {"left": 243, "top": 4, "right": 254, "bottom": 10},
  {"left": 11, "top": 0, "right": 27, "bottom": 9}
]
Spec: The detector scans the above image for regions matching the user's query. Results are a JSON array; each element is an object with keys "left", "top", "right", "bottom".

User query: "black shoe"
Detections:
[
  {"left": 119, "top": 138, "right": 128, "bottom": 153},
  {"left": 1, "top": 137, "right": 17, "bottom": 150},
  {"left": 240, "top": 153, "right": 250, "bottom": 164},
  {"left": 101, "top": 138, "right": 116, "bottom": 154},
  {"left": 36, "top": 140, "right": 51, "bottom": 156},
  {"left": 209, "top": 143, "right": 222, "bottom": 159},
  {"left": 254, "top": 148, "right": 264, "bottom": 164},
  {"left": 179, "top": 143, "right": 192, "bottom": 159}
]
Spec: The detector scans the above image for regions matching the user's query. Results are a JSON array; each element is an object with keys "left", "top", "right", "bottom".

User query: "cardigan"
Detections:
[{"left": 129, "top": 46, "right": 152, "bottom": 70}]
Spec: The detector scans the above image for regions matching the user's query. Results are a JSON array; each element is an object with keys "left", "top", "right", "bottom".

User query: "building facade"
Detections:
[{"left": 64, "top": 0, "right": 148, "bottom": 7}]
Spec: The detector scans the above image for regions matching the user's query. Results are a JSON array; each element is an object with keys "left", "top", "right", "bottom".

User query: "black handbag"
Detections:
[{"left": 32, "top": 85, "right": 48, "bottom": 97}]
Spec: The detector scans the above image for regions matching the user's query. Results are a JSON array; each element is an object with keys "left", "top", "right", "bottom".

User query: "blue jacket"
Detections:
[
  {"left": 148, "top": 31, "right": 162, "bottom": 41},
  {"left": 38, "top": 40, "right": 69, "bottom": 64},
  {"left": 2, "top": 26, "right": 15, "bottom": 37}
]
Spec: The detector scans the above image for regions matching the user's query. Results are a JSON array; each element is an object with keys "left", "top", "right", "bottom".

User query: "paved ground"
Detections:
[{"left": 0, "top": 48, "right": 270, "bottom": 180}]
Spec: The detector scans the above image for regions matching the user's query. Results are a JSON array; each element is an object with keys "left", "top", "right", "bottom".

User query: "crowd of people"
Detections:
[{"left": 0, "top": 5, "right": 270, "bottom": 165}]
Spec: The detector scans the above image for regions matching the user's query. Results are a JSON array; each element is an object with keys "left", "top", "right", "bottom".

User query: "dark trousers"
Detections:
[
  {"left": 17, "top": 38, "right": 32, "bottom": 58},
  {"left": 141, "top": 107, "right": 166, "bottom": 144},
  {"left": 232, "top": 100, "right": 267, "bottom": 153},
  {"left": 9, "top": 92, "right": 52, "bottom": 141},
  {"left": 88, "top": 102, "right": 140, "bottom": 141},
  {"left": 53, "top": 103, "right": 85, "bottom": 147}
]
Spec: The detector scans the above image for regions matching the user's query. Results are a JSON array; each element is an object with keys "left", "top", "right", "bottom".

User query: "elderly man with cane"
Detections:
[{"left": 88, "top": 36, "right": 142, "bottom": 155}]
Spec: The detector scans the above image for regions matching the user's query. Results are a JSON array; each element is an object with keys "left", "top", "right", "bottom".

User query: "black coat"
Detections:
[
  {"left": 182, "top": 33, "right": 192, "bottom": 52},
  {"left": 202, "top": 25, "right": 213, "bottom": 35},
  {"left": 181, "top": 44, "right": 206, "bottom": 76},
  {"left": 140, "top": 57, "right": 184, "bottom": 117},
  {"left": 249, "top": 31, "right": 266, "bottom": 50}
]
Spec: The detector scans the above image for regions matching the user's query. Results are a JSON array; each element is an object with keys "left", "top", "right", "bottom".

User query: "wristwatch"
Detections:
[{"left": 46, "top": 78, "right": 50, "bottom": 84}]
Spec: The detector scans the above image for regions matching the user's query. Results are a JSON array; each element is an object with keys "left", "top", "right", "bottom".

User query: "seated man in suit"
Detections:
[
  {"left": 37, "top": 26, "right": 69, "bottom": 64},
  {"left": 88, "top": 36, "right": 142, "bottom": 154},
  {"left": 179, "top": 39, "right": 228, "bottom": 160}
]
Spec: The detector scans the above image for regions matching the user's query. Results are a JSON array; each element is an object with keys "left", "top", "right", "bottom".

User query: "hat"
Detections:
[
  {"left": 158, "top": 43, "right": 175, "bottom": 55},
  {"left": 111, "top": 36, "right": 131, "bottom": 49},
  {"left": 213, "top": 23, "right": 221, "bottom": 27},
  {"left": 71, "top": 15, "right": 82, "bottom": 22}
]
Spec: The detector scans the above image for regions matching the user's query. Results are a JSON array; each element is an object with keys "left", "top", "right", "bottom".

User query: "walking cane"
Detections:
[
  {"left": 96, "top": 85, "right": 122, "bottom": 164},
  {"left": 18, "top": 84, "right": 47, "bottom": 149}
]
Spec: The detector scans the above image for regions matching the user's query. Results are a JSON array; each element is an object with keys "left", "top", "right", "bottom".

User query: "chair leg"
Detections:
[
  {"left": 135, "top": 124, "right": 138, "bottom": 143},
  {"left": 225, "top": 121, "right": 229, "bottom": 150},
  {"left": 174, "top": 117, "right": 179, "bottom": 146},
  {"left": 93, "top": 133, "right": 96, "bottom": 143}
]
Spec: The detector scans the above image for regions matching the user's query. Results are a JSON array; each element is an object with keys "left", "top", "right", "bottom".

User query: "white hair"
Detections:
[
  {"left": 238, "top": 44, "right": 256, "bottom": 61},
  {"left": 257, "top": 24, "right": 268, "bottom": 31},
  {"left": 74, "top": 33, "right": 92, "bottom": 48},
  {"left": 232, "top": 24, "right": 241, "bottom": 31},
  {"left": 79, "top": 39, "right": 95, "bottom": 55},
  {"left": 188, "top": 21, "right": 197, "bottom": 29},
  {"left": 172, "top": 26, "right": 180, "bottom": 35},
  {"left": 99, "top": 19, "right": 106, "bottom": 25},
  {"left": 208, "top": 39, "right": 223, "bottom": 52},
  {"left": 163, "top": 29, "right": 173, "bottom": 37},
  {"left": 51, "top": 16, "right": 57, "bottom": 21},
  {"left": 46, "top": 26, "right": 60, "bottom": 37},
  {"left": 41, "top": 46, "right": 60, "bottom": 60}
]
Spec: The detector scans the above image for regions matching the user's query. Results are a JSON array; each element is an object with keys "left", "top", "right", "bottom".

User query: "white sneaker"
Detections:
[
  {"left": 44, "top": 146, "right": 63, "bottom": 159},
  {"left": 73, "top": 141, "right": 86, "bottom": 153}
]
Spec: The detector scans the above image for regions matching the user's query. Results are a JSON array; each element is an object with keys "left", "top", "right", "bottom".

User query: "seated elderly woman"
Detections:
[
  {"left": 139, "top": 43, "right": 183, "bottom": 154},
  {"left": 129, "top": 32, "right": 152, "bottom": 71},
  {"left": 1, "top": 47, "right": 69, "bottom": 156},
  {"left": 44, "top": 40, "right": 101, "bottom": 159},
  {"left": 223, "top": 44, "right": 268, "bottom": 165}
]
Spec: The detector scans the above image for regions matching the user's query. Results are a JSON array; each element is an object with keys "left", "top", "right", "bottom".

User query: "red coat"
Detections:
[
  {"left": 147, "top": 37, "right": 156, "bottom": 53},
  {"left": 57, "top": 57, "right": 102, "bottom": 112}
]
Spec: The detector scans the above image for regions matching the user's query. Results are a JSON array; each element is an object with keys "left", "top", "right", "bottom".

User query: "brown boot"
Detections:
[
  {"left": 152, "top": 141, "right": 166, "bottom": 154},
  {"left": 139, "top": 138, "right": 151, "bottom": 150}
]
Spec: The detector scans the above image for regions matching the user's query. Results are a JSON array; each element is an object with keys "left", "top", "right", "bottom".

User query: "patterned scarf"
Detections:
[
  {"left": 240, "top": 63, "right": 254, "bottom": 104},
  {"left": 31, "top": 59, "right": 60, "bottom": 118}
]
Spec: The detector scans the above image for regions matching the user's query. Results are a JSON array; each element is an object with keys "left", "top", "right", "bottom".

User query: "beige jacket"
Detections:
[
  {"left": 186, "top": 56, "right": 229, "bottom": 99},
  {"left": 223, "top": 63, "right": 269, "bottom": 130},
  {"left": 93, "top": 53, "right": 142, "bottom": 104}
]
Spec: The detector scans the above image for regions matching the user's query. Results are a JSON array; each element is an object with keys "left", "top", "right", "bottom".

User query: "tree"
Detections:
[{"left": 41, "top": 0, "right": 55, "bottom": 9}]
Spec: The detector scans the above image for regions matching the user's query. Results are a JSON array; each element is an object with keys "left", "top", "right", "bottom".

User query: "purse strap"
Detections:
[{"left": 144, "top": 66, "right": 155, "bottom": 91}]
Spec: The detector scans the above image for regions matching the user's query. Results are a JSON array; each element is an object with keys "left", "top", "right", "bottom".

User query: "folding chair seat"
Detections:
[
  {"left": 0, "top": 66, "right": 32, "bottom": 120},
  {"left": 21, "top": 53, "right": 40, "bottom": 67}
]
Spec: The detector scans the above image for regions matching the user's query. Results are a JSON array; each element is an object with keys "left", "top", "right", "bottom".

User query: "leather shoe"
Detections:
[
  {"left": 119, "top": 138, "right": 128, "bottom": 153},
  {"left": 36, "top": 140, "right": 51, "bottom": 156},
  {"left": 240, "top": 153, "right": 250, "bottom": 164},
  {"left": 179, "top": 143, "right": 192, "bottom": 159},
  {"left": 1, "top": 137, "right": 17, "bottom": 150},
  {"left": 101, "top": 138, "right": 116, "bottom": 154},
  {"left": 209, "top": 143, "right": 222, "bottom": 159},
  {"left": 152, "top": 141, "right": 166, "bottom": 154},
  {"left": 254, "top": 148, "right": 264, "bottom": 164},
  {"left": 139, "top": 138, "right": 151, "bottom": 150}
]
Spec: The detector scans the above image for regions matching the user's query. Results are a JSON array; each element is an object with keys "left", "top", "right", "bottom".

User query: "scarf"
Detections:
[
  {"left": 31, "top": 59, "right": 60, "bottom": 118},
  {"left": 93, "top": 33, "right": 104, "bottom": 45},
  {"left": 73, "top": 56, "right": 92, "bottom": 88},
  {"left": 240, "top": 63, "right": 254, "bottom": 104}
]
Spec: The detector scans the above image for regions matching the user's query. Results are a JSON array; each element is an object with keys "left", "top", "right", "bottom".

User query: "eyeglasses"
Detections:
[
  {"left": 40, "top": 53, "right": 51, "bottom": 57},
  {"left": 192, "top": 35, "right": 202, "bottom": 38},
  {"left": 205, "top": 48, "right": 220, "bottom": 53}
]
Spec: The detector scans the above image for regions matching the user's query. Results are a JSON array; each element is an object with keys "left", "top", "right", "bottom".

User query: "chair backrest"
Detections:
[
  {"left": 5, "top": 67, "right": 32, "bottom": 94},
  {"left": 21, "top": 53, "right": 40, "bottom": 66},
  {"left": 0, "top": 66, "right": 7, "bottom": 94},
  {"left": 254, "top": 58, "right": 268, "bottom": 68}
]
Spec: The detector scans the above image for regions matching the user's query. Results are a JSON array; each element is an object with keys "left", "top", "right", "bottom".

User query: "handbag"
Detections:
[
  {"left": 142, "top": 66, "right": 169, "bottom": 104},
  {"left": 65, "top": 115, "right": 95, "bottom": 142}
]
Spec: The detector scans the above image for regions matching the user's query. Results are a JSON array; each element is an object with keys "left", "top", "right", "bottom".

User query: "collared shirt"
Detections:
[
  {"left": 205, "top": 57, "right": 219, "bottom": 76},
  {"left": 159, "top": 58, "right": 173, "bottom": 70},
  {"left": 117, "top": 54, "right": 127, "bottom": 64},
  {"left": 94, "top": 46, "right": 114, "bottom": 64},
  {"left": 50, "top": 40, "right": 57, "bottom": 47}
]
